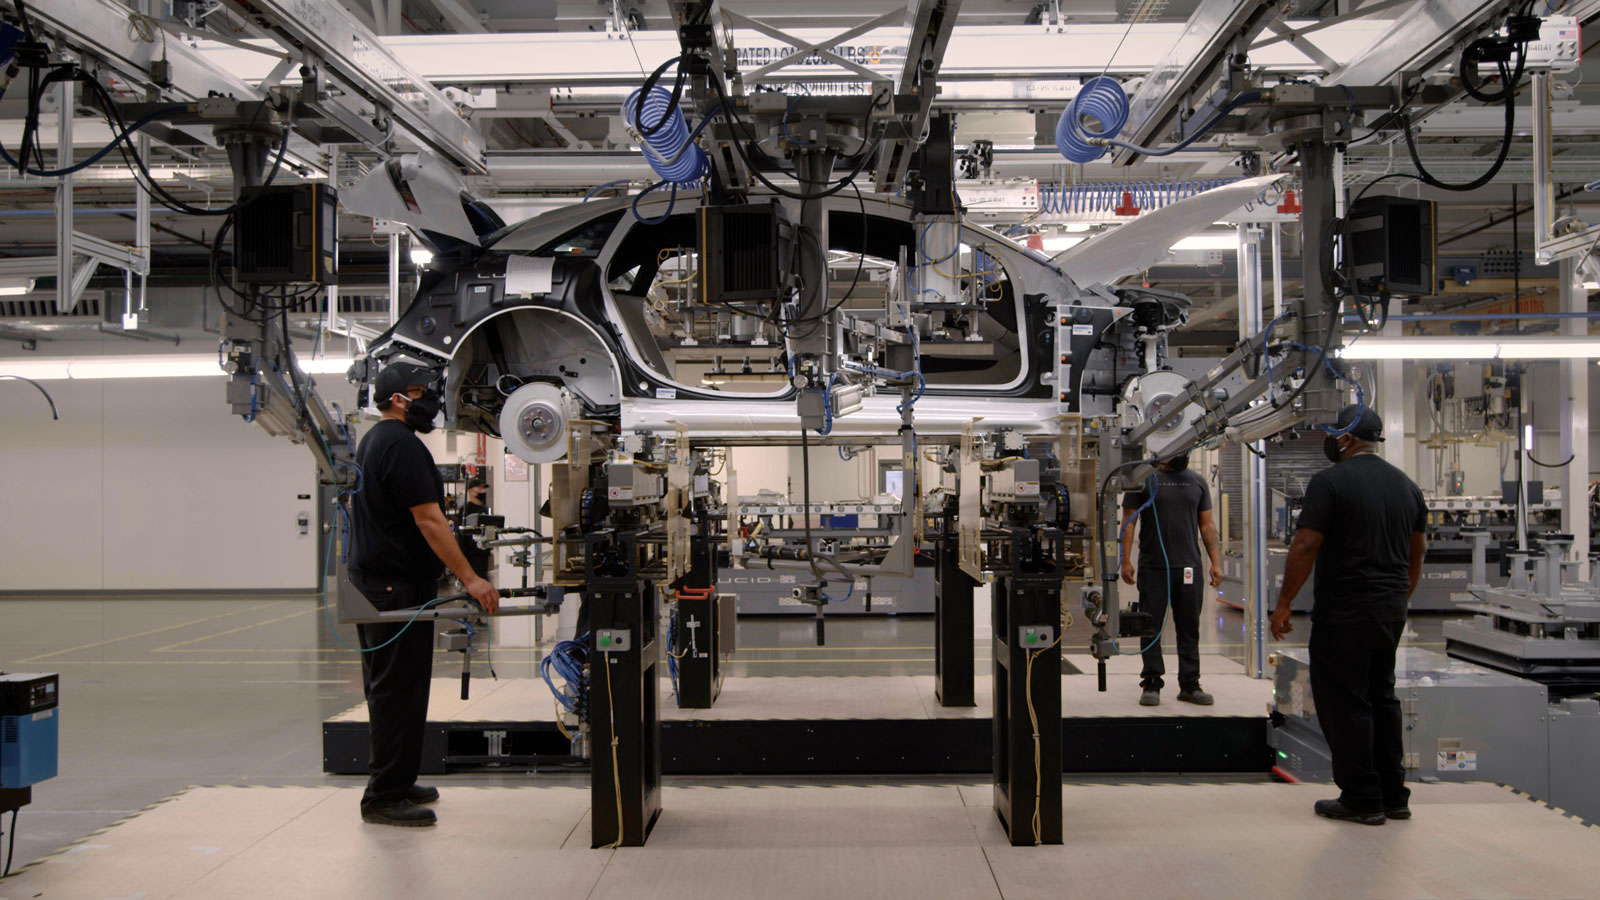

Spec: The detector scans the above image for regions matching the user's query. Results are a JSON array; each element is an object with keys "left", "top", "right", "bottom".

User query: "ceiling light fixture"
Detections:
[
  {"left": 0, "top": 354, "right": 356, "bottom": 380},
  {"left": 1170, "top": 234, "right": 1239, "bottom": 251},
  {"left": 0, "top": 276, "right": 36, "bottom": 296},
  {"left": 1338, "top": 336, "right": 1600, "bottom": 360}
]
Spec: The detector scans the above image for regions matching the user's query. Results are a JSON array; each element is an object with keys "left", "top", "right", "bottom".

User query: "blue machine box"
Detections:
[{"left": 1, "top": 672, "right": 59, "bottom": 789}]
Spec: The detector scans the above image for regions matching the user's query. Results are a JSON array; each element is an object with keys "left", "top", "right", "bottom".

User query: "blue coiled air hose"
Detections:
[
  {"left": 623, "top": 85, "right": 708, "bottom": 184},
  {"left": 1056, "top": 75, "right": 1130, "bottom": 164}
]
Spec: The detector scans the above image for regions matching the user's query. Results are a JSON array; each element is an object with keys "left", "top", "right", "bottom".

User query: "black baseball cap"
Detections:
[
  {"left": 372, "top": 361, "right": 433, "bottom": 404},
  {"left": 1333, "top": 404, "right": 1384, "bottom": 441}
]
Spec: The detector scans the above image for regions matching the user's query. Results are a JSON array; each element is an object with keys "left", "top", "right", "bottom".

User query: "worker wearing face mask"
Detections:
[
  {"left": 1119, "top": 449, "right": 1223, "bottom": 707},
  {"left": 347, "top": 362, "right": 500, "bottom": 828},
  {"left": 1270, "top": 405, "right": 1427, "bottom": 826}
]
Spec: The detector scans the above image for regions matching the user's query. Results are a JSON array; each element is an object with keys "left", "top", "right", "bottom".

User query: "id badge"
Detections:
[{"left": 1183, "top": 567, "right": 1195, "bottom": 585}]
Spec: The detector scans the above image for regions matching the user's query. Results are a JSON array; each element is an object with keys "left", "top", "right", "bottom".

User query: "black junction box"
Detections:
[
  {"left": 233, "top": 183, "right": 339, "bottom": 285},
  {"left": 1347, "top": 195, "right": 1436, "bottom": 297}
]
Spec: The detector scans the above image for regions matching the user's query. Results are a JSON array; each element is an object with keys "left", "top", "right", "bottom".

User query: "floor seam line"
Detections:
[{"left": 976, "top": 838, "right": 1007, "bottom": 899}]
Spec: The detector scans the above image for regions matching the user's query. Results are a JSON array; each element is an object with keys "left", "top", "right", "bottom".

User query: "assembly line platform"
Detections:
[
  {"left": 323, "top": 655, "right": 1273, "bottom": 775},
  {"left": 6, "top": 782, "right": 1595, "bottom": 899}
]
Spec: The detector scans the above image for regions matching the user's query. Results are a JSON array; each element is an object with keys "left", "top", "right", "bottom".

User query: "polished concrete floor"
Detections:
[
  {"left": 0, "top": 593, "right": 1466, "bottom": 875},
  {"left": 5, "top": 782, "right": 1596, "bottom": 900}
]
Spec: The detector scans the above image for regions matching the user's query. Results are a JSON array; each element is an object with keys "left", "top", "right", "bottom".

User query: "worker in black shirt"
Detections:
[
  {"left": 1119, "top": 451, "right": 1224, "bottom": 707},
  {"left": 455, "top": 475, "right": 492, "bottom": 579},
  {"left": 1270, "top": 405, "right": 1427, "bottom": 826},
  {"left": 348, "top": 362, "right": 501, "bottom": 827}
]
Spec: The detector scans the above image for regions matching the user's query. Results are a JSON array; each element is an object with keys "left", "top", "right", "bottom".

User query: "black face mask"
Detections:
[
  {"left": 404, "top": 388, "right": 442, "bottom": 434},
  {"left": 1167, "top": 453, "right": 1190, "bottom": 472},
  {"left": 1323, "top": 434, "right": 1345, "bottom": 464}
]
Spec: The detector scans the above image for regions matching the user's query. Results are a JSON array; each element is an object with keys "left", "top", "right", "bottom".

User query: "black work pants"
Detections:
[
  {"left": 351, "top": 572, "right": 437, "bottom": 807},
  {"left": 1309, "top": 620, "right": 1409, "bottom": 814},
  {"left": 1136, "top": 567, "right": 1202, "bottom": 692}
]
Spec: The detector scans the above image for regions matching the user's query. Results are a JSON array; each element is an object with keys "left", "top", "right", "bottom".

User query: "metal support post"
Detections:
[
  {"left": 55, "top": 72, "right": 75, "bottom": 313},
  {"left": 325, "top": 145, "right": 340, "bottom": 338},
  {"left": 1237, "top": 225, "right": 1268, "bottom": 679},
  {"left": 671, "top": 533, "right": 722, "bottom": 709},
  {"left": 791, "top": 149, "right": 838, "bottom": 366},
  {"left": 1270, "top": 221, "right": 1284, "bottom": 320},
  {"left": 585, "top": 529, "right": 662, "bottom": 847},
  {"left": 134, "top": 132, "right": 150, "bottom": 325},
  {"left": 1294, "top": 138, "right": 1344, "bottom": 427},
  {"left": 935, "top": 495, "right": 976, "bottom": 707},
  {"left": 388, "top": 233, "right": 402, "bottom": 325},
  {"left": 1378, "top": 296, "right": 1406, "bottom": 470},
  {"left": 992, "top": 528, "right": 1064, "bottom": 846},
  {"left": 1559, "top": 258, "right": 1591, "bottom": 581},
  {"left": 1518, "top": 395, "right": 1531, "bottom": 552}
]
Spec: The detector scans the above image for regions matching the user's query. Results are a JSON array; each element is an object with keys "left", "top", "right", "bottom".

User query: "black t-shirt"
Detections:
[
  {"left": 349, "top": 419, "right": 445, "bottom": 581},
  {"left": 1122, "top": 468, "right": 1211, "bottom": 571},
  {"left": 1296, "top": 453, "right": 1427, "bottom": 624}
]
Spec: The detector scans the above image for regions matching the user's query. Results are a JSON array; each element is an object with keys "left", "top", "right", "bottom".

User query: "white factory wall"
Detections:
[{"left": 0, "top": 343, "right": 349, "bottom": 591}]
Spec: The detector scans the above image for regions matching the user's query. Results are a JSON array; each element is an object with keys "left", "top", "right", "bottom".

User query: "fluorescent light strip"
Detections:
[
  {"left": 1040, "top": 236, "right": 1085, "bottom": 252},
  {"left": 0, "top": 355, "right": 355, "bottom": 380},
  {"left": 1339, "top": 337, "right": 1600, "bottom": 360},
  {"left": 1171, "top": 234, "right": 1240, "bottom": 251}
]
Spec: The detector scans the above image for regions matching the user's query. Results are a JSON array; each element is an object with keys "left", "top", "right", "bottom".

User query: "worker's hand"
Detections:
[
  {"left": 465, "top": 576, "right": 500, "bottom": 615},
  {"left": 1120, "top": 561, "right": 1137, "bottom": 586},
  {"left": 1269, "top": 604, "right": 1294, "bottom": 640},
  {"left": 1209, "top": 564, "right": 1224, "bottom": 588}
]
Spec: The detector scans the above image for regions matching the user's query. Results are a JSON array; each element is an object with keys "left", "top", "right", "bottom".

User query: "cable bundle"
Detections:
[{"left": 541, "top": 635, "right": 591, "bottom": 719}]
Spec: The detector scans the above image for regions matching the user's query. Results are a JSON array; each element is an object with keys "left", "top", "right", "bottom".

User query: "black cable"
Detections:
[
  {"left": 781, "top": 180, "right": 873, "bottom": 341},
  {"left": 8, "top": 50, "right": 292, "bottom": 216},
  {"left": 1526, "top": 449, "right": 1575, "bottom": 468},
  {"left": 704, "top": 71, "right": 878, "bottom": 202},
  {"left": 3, "top": 808, "right": 15, "bottom": 877},
  {"left": 1398, "top": 41, "right": 1527, "bottom": 193},
  {"left": 0, "top": 374, "right": 59, "bottom": 419}
]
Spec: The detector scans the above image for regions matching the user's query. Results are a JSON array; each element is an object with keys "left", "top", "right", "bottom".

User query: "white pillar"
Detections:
[
  {"left": 1237, "top": 225, "right": 1268, "bottom": 679},
  {"left": 1560, "top": 258, "right": 1591, "bottom": 579}
]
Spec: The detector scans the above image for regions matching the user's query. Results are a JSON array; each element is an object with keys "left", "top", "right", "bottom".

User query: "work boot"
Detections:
[
  {"left": 1313, "top": 798, "right": 1385, "bottom": 826},
  {"left": 1139, "top": 689, "right": 1160, "bottom": 706},
  {"left": 407, "top": 784, "right": 440, "bottom": 805},
  {"left": 361, "top": 799, "right": 437, "bottom": 827},
  {"left": 1177, "top": 687, "right": 1215, "bottom": 706}
]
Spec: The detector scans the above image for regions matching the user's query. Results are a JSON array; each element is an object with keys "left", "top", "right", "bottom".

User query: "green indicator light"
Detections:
[{"left": 1278, "top": 751, "right": 1288, "bottom": 759}]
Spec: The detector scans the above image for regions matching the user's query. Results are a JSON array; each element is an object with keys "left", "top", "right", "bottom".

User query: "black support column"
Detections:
[
  {"left": 935, "top": 498, "right": 976, "bottom": 707},
  {"left": 586, "top": 530, "right": 662, "bottom": 848},
  {"left": 992, "top": 528, "right": 1064, "bottom": 846},
  {"left": 671, "top": 534, "right": 722, "bottom": 709}
]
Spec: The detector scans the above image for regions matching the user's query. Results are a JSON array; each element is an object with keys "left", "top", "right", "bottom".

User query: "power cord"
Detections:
[
  {"left": 0, "top": 374, "right": 58, "bottom": 419},
  {"left": 601, "top": 651, "right": 625, "bottom": 849},
  {"left": 2, "top": 807, "right": 16, "bottom": 878}
]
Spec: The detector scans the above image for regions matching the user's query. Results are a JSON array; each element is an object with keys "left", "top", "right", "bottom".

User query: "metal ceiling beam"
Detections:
[
  {"left": 1250, "top": 0, "right": 1415, "bottom": 49},
  {"left": 427, "top": 0, "right": 491, "bottom": 33},
  {"left": 1112, "top": 0, "right": 1283, "bottom": 165},
  {"left": 21, "top": 0, "right": 269, "bottom": 104},
  {"left": 1326, "top": 0, "right": 1509, "bottom": 88},
  {"left": 189, "top": 20, "right": 1391, "bottom": 88},
  {"left": 216, "top": 0, "right": 488, "bottom": 173}
]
